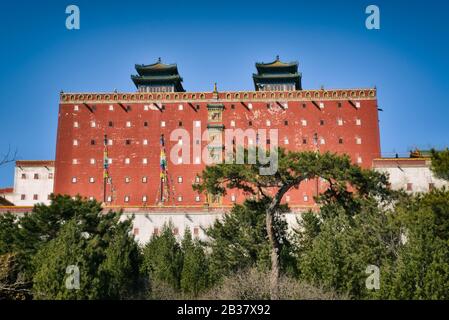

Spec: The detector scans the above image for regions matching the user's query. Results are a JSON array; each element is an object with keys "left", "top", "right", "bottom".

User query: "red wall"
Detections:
[{"left": 54, "top": 89, "right": 380, "bottom": 208}]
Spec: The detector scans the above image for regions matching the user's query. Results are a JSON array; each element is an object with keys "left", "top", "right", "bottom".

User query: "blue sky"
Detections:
[{"left": 0, "top": 0, "right": 448, "bottom": 186}]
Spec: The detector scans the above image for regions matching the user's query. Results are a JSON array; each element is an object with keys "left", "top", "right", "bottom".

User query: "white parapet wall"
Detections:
[{"left": 121, "top": 210, "right": 303, "bottom": 245}]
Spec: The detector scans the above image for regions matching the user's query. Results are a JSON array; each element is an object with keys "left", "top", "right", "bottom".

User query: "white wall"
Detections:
[
  {"left": 375, "top": 165, "right": 448, "bottom": 193},
  {"left": 121, "top": 211, "right": 302, "bottom": 245},
  {"left": 12, "top": 166, "right": 55, "bottom": 206}
]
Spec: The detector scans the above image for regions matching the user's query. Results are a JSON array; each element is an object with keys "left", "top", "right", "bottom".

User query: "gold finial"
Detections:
[
  {"left": 276, "top": 55, "right": 280, "bottom": 61},
  {"left": 213, "top": 82, "right": 218, "bottom": 93},
  {"left": 157, "top": 57, "right": 161, "bottom": 63}
]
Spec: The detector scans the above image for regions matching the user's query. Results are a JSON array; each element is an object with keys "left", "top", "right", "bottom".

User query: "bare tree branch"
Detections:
[{"left": 0, "top": 145, "right": 18, "bottom": 167}]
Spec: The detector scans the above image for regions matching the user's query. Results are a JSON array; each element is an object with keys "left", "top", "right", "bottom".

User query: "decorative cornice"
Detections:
[{"left": 60, "top": 88, "right": 377, "bottom": 104}]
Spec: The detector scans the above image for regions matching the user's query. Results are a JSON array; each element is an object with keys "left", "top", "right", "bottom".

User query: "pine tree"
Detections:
[
  {"left": 180, "top": 229, "right": 209, "bottom": 297},
  {"left": 142, "top": 222, "right": 183, "bottom": 292}
]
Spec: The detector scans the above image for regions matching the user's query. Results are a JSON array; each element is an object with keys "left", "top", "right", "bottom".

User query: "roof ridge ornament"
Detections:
[{"left": 212, "top": 82, "right": 219, "bottom": 100}]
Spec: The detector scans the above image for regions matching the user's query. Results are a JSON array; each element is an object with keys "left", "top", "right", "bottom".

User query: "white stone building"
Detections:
[
  {"left": 6, "top": 160, "right": 55, "bottom": 206},
  {"left": 372, "top": 157, "right": 448, "bottom": 193}
]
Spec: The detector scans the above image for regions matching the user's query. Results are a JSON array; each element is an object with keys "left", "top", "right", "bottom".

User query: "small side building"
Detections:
[
  {"left": 372, "top": 153, "right": 448, "bottom": 193},
  {"left": 10, "top": 160, "right": 55, "bottom": 206}
]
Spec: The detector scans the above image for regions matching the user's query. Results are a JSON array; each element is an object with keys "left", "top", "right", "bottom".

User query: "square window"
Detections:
[
  {"left": 90, "top": 158, "right": 96, "bottom": 164},
  {"left": 356, "top": 118, "right": 362, "bottom": 126},
  {"left": 125, "top": 158, "right": 130, "bottom": 164},
  {"left": 143, "top": 139, "right": 148, "bottom": 145},
  {"left": 195, "top": 121, "right": 201, "bottom": 128},
  {"left": 161, "top": 121, "right": 166, "bottom": 127},
  {"left": 126, "top": 121, "right": 131, "bottom": 127},
  {"left": 89, "top": 177, "right": 95, "bottom": 183},
  {"left": 195, "top": 195, "right": 201, "bottom": 202},
  {"left": 230, "top": 120, "right": 235, "bottom": 127},
  {"left": 48, "top": 173, "right": 53, "bottom": 179},
  {"left": 319, "top": 102, "right": 324, "bottom": 109},
  {"left": 286, "top": 195, "right": 290, "bottom": 202},
  {"left": 357, "top": 156, "right": 363, "bottom": 164},
  {"left": 142, "top": 176, "right": 147, "bottom": 183},
  {"left": 320, "top": 138, "right": 325, "bottom": 145},
  {"left": 248, "top": 121, "right": 253, "bottom": 126},
  {"left": 144, "top": 121, "right": 148, "bottom": 127},
  {"left": 284, "top": 138, "right": 289, "bottom": 145},
  {"left": 90, "top": 139, "right": 95, "bottom": 145},
  {"left": 74, "top": 121, "right": 79, "bottom": 128},
  {"left": 72, "top": 177, "right": 77, "bottom": 183},
  {"left": 302, "top": 103, "right": 306, "bottom": 109},
  {"left": 91, "top": 121, "right": 96, "bottom": 128},
  {"left": 248, "top": 103, "right": 253, "bottom": 110},
  {"left": 108, "top": 158, "right": 112, "bottom": 164},
  {"left": 339, "top": 138, "right": 344, "bottom": 144},
  {"left": 21, "top": 194, "right": 26, "bottom": 200},
  {"left": 178, "top": 104, "right": 183, "bottom": 111},
  {"left": 34, "top": 173, "right": 39, "bottom": 180},
  {"left": 355, "top": 102, "right": 361, "bottom": 109},
  {"left": 303, "top": 195, "right": 309, "bottom": 202},
  {"left": 142, "top": 158, "right": 148, "bottom": 164},
  {"left": 178, "top": 176, "right": 183, "bottom": 183},
  {"left": 107, "top": 196, "right": 112, "bottom": 202},
  {"left": 356, "top": 137, "right": 362, "bottom": 145},
  {"left": 73, "top": 139, "right": 78, "bottom": 146},
  {"left": 266, "top": 120, "right": 271, "bottom": 126},
  {"left": 124, "top": 196, "right": 130, "bottom": 202},
  {"left": 74, "top": 105, "right": 79, "bottom": 111},
  {"left": 108, "top": 121, "right": 113, "bottom": 127},
  {"left": 109, "top": 104, "right": 114, "bottom": 111},
  {"left": 125, "top": 177, "right": 131, "bottom": 183},
  {"left": 337, "top": 119, "right": 343, "bottom": 126},
  {"left": 126, "top": 139, "right": 131, "bottom": 145},
  {"left": 231, "top": 194, "right": 236, "bottom": 202},
  {"left": 320, "top": 120, "right": 325, "bottom": 126},
  {"left": 144, "top": 105, "right": 149, "bottom": 111},
  {"left": 177, "top": 196, "right": 183, "bottom": 202},
  {"left": 407, "top": 183, "right": 413, "bottom": 191},
  {"left": 195, "top": 176, "right": 200, "bottom": 183},
  {"left": 72, "top": 159, "right": 78, "bottom": 165},
  {"left": 179, "top": 121, "right": 183, "bottom": 127},
  {"left": 142, "top": 196, "right": 147, "bottom": 202},
  {"left": 108, "top": 139, "right": 113, "bottom": 146},
  {"left": 33, "top": 194, "right": 38, "bottom": 200},
  {"left": 284, "top": 120, "right": 288, "bottom": 126},
  {"left": 301, "top": 119, "right": 307, "bottom": 126},
  {"left": 21, "top": 173, "right": 26, "bottom": 179},
  {"left": 338, "top": 102, "right": 342, "bottom": 108}
]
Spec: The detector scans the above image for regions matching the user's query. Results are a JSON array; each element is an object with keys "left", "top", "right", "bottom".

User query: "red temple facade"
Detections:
[{"left": 54, "top": 58, "right": 381, "bottom": 210}]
